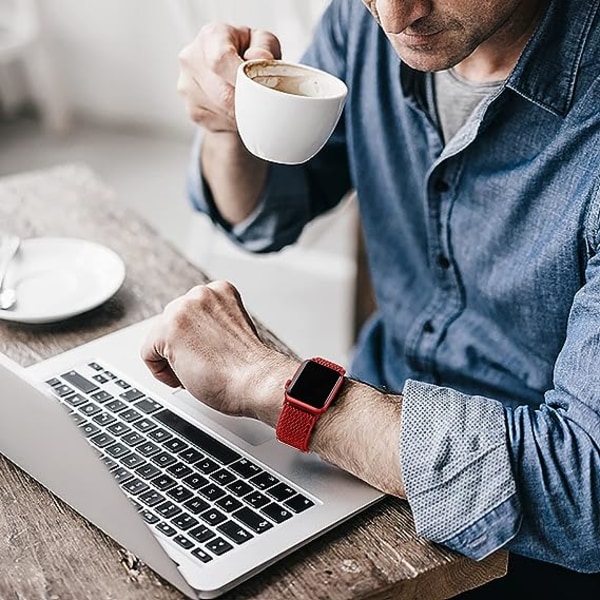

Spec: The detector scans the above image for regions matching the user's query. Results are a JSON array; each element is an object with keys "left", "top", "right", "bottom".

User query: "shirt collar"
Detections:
[
  {"left": 507, "top": 0, "right": 600, "bottom": 116},
  {"left": 400, "top": 0, "right": 599, "bottom": 118}
]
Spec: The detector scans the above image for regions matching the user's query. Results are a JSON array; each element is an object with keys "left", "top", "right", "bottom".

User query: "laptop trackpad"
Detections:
[{"left": 171, "top": 389, "right": 275, "bottom": 446}]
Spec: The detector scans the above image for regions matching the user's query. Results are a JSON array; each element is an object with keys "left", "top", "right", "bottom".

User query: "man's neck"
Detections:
[{"left": 454, "top": 0, "right": 549, "bottom": 83}]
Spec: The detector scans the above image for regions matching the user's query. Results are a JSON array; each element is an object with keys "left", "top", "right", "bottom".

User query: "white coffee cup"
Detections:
[{"left": 234, "top": 59, "right": 348, "bottom": 165}]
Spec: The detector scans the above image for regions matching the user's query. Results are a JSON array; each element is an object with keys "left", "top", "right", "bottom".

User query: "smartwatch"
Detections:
[{"left": 275, "top": 357, "right": 346, "bottom": 452}]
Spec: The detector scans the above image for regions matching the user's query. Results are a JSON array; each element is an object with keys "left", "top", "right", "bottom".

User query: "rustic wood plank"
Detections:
[{"left": 0, "top": 164, "right": 507, "bottom": 599}]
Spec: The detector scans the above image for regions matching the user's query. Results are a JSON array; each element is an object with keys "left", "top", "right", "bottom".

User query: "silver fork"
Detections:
[{"left": 0, "top": 234, "right": 21, "bottom": 310}]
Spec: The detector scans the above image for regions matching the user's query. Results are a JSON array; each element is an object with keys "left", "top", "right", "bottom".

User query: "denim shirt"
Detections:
[{"left": 188, "top": 0, "right": 600, "bottom": 571}]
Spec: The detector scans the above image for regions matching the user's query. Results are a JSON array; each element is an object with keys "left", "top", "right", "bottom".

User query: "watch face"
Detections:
[{"left": 287, "top": 360, "right": 342, "bottom": 409}]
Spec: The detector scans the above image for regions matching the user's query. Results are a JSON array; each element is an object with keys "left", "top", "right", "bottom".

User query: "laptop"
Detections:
[{"left": 0, "top": 316, "right": 384, "bottom": 599}]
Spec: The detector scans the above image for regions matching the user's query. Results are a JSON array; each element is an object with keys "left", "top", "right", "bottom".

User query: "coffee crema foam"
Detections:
[{"left": 251, "top": 75, "right": 323, "bottom": 97}]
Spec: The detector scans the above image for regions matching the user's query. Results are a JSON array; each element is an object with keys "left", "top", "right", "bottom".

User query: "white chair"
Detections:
[{"left": 0, "top": 0, "right": 69, "bottom": 133}]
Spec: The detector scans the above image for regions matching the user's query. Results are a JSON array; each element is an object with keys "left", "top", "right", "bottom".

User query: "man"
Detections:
[{"left": 142, "top": 0, "right": 600, "bottom": 594}]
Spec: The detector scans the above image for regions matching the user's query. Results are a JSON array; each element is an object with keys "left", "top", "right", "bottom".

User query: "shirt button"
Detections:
[
  {"left": 434, "top": 179, "right": 450, "bottom": 193},
  {"left": 423, "top": 321, "right": 435, "bottom": 333},
  {"left": 437, "top": 254, "right": 450, "bottom": 269}
]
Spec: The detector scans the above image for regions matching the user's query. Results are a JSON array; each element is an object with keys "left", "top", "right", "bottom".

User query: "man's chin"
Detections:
[{"left": 393, "top": 45, "right": 461, "bottom": 72}]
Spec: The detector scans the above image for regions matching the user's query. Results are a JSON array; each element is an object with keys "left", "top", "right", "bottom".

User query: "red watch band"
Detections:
[
  {"left": 276, "top": 402, "right": 319, "bottom": 452},
  {"left": 276, "top": 357, "right": 346, "bottom": 452}
]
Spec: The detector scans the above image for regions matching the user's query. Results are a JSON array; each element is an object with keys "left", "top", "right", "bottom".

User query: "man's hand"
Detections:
[
  {"left": 178, "top": 23, "right": 280, "bottom": 225},
  {"left": 141, "top": 281, "right": 405, "bottom": 497},
  {"left": 177, "top": 22, "right": 282, "bottom": 133},
  {"left": 140, "top": 281, "right": 298, "bottom": 423}
]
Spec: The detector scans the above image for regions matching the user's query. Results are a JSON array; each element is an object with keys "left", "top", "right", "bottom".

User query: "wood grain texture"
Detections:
[{"left": 0, "top": 165, "right": 507, "bottom": 599}]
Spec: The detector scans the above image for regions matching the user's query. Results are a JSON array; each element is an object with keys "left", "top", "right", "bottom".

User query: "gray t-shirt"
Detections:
[{"left": 434, "top": 68, "right": 503, "bottom": 143}]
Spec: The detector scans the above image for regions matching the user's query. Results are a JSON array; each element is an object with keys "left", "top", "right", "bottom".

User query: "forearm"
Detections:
[
  {"left": 253, "top": 357, "right": 405, "bottom": 498},
  {"left": 201, "top": 131, "right": 270, "bottom": 225},
  {"left": 312, "top": 378, "right": 405, "bottom": 497}
]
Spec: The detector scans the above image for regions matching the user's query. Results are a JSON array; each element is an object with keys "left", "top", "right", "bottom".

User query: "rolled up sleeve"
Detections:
[{"left": 401, "top": 379, "right": 521, "bottom": 560}]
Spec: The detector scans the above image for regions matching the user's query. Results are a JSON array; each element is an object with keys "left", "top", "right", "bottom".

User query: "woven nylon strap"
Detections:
[{"left": 276, "top": 357, "right": 345, "bottom": 452}]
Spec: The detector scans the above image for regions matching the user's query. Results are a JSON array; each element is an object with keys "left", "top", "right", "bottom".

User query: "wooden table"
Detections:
[{"left": 0, "top": 164, "right": 507, "bottom": 600}]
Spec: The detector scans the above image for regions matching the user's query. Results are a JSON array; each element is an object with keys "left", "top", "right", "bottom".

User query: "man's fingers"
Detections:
[
  {"left": 243, "top": 29, "right": 282, "bottom": 61},
  {"left": 140, "top": 324, "right": 183, "bottom": 388}
]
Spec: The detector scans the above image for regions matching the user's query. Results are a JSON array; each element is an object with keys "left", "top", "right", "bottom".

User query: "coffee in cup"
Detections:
[{"left": 235, "top": 59, "right": 348, "bottom": 165}]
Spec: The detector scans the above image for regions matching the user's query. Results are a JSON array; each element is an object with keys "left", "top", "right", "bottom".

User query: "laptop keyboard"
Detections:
[{"left": 45, "top": 360, "right": 315, "bottom": 565}]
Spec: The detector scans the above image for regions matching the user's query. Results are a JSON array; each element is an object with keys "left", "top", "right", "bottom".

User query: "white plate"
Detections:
[{"left": 0, "top": 237, "right": 126, "bottom": 324}]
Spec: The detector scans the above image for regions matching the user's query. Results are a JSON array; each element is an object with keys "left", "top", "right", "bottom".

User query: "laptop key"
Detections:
[
  {"left": 232, "top": 507, "right": 273, "bottom": 534},
  {"left": 151, "top": 474, "right": 176, "bottom": 491},
  {"left": 133, "top": 418, "right": 156, "bottom": 433},
  {"left": 183, "top": 497, "right": 210, "bottom": 515},
  {"left": 45, "top": 377, "right": 61, "bottom": 387},
  {"left": 134, "top": 398, "right": 162, "bottom": 414},
  {"left": 188, "top": 524, "right": 215, "bottom": 543},
  {"left": 137, "top": 441, "right": 161, "bottom": 457},
  {"left": 105, "top": 399, "right": 127, "bottom": 413},
  {"left": 166, "top": 462, "right": 192, "bottom": 479},
  {"left": 141, "top": 510, "right": 159, "bottom": 524},
  {"left": 210, "top": 469, "right": 236, "bottom": 486},
  {"left": 91, "top": 390, "right": 113, "bottom": 403},
  {"left": 191, "top": 547, "right": 213, "bottom": 563},
  {"left": 198, "top": 483, "right": 226, "bottom": 502},
  {"left": 217, "top": 521, "right": 253, "bottom": 544},
  {"left": 151, "top": 452, "right": 176, "bottom": 468},
  {"left": 200, "top": 508, "right": 227, "bottom": 527},
  {"left": 155, "top": 410, "right": 241, "bottom": 465},
  {"left": 112, "top": 467, "right": 133, "bottom": 484},
  {"left": 119, "top": 408, "right": 142, "bottom": 423},
  {"left": 120, "top": 388, "right": 144, "bottom": 402},
  {"left": 52, "top": 384, "right": 74, "bottom": 398},
  {"left": 182, "top": 473, "right": 209, "bottom": 490},
  {"left": 179, "top": 448, "right": 204, "bottom": 464},
  {"left": 250, "top": 472, "right": 279, "bottom": 491},
  {"left": 195, "top": 458, "right": 219, "bottom": 475},
  {"left": 90, "top": 432, "right": 115, "bottom": 448},
  {"left": 162, "top": 438, "right": 189, "bottom": 454},
  {"left": 245, "top": 491, "right": 270, "bottom": 509},
  {"left": 173, "top": 535, "right": 194, "bottom": 550},
  {"left": 135, "top": 463, "right": 161, "bottom": 480},
  {"left": 64, "top": 393, "right": 87, "bottom": 407},
  {"left": 155, "top": 501, "right": 181, "bottom": 519},
  {"left": 156, "top": 522, "right": 176, "bottom": 537},
  {"left": 121, "top": 431, "right": 145, "bottom": 446},
  {"left": 80, "top": 422, "right": 100, "bottom": 437},
  {"left": 166, "top": 485, "right": 193, "bottom": 503},
  {"left": 216, "top": 495, "right": 243, "bottom": 513},
  {"left": 284, "top": 494, "right": 315, "bottom": 513},
  {"left": 122, "top": 478, "right": 149, "bottom": 496},
  {"left": 226, "top": 480, "right": 253, "bottom": 498},
  {"left": 267, "top": 483, "right": 296, "bottom": 502},
  {"left": 205, "top": 537, "right": 233, "bottom": 556},
  {"left": 171, "top": 513, "right": 198, "bottom": 531},
  {"left": 139, "top": 490, "right": 165, "bottom": 507},
  {"left": 61, "top": 371, "right": 98, "bottom": 394},
  {"left": 105, "top": 442, "right": 130, "bottom": 459},
  {"left": 79, "top": 403, "right": 101, "bottom": 417},
  {"left": 120, "top": 453, "right": 145, "bottom": 470},
  {"left": 107, "top": 422, "right": 131, "bottom": 436},
  {"left": 71, "top": 412, "right": 86, "bottom": 425},
  {"left": 148, "top": 428, "right": 173, "bottom": 443},
  {"left": 93, "top": 411, "right": 116, "bottom": 427},
  {"left": 260, "top": 503, "right": 293, "bottom": 524},
  {"left": 230, "top": 458, "right": 262, "bottom": 479}
]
